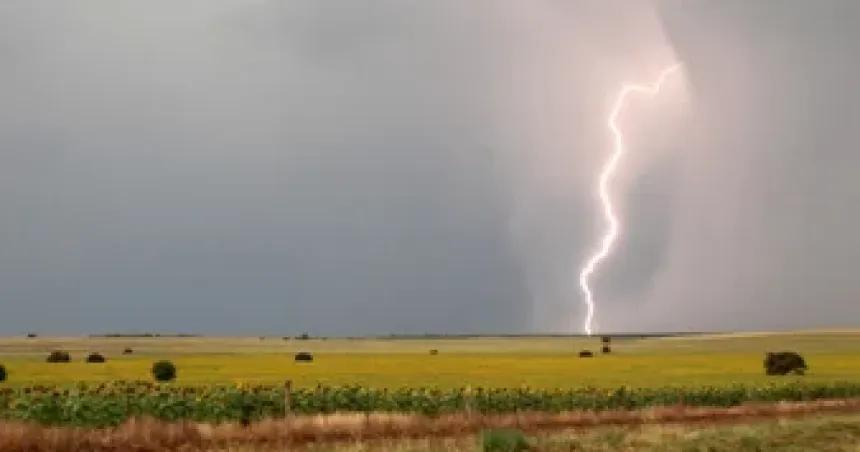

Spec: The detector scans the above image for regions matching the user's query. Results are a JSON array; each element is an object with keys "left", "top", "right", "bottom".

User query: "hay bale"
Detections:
[
  {"left": 85, "top": 352, "right": 106, "bottom": 363},
  {"left": 765, "top": 352, "right": 807, "bottom": 375},
  {"left": 578, "top": 350, "right": 594, "bottom": 358},
  {"left": 294, "top": 351, "right": 314, "bottom": 362},
  {"left": 46, "top": 350, "right": 71, "bottom": 363}
]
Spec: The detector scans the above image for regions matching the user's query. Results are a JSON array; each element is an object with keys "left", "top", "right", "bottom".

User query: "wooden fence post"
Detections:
[
  {"left": 464, "top": 385, "right": 473, "bottom": 417},
  {"left": 284, "top": 379, "right": 293, "bottom": 417}
]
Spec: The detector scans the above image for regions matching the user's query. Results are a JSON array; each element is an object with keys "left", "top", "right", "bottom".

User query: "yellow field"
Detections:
[{"left": 0, "top": 331, "right": 858, "bottom": 389}]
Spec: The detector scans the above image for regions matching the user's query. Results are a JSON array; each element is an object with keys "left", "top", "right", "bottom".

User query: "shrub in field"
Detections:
[
  {"left": 430, "top": 349, "right": 439, "bottom": 355},
  {"left": 579, "top": 350, "right": 594, "bottom": 358},
  {"left": 0, "top": 364, "right": 6, "bottom": 382},
  {"left": 152, "top": 360, "right": 177, "bottom": 381},
  {"left": 765, "top": 352, "right": 807, "bottom": 375},
  {"left": 294, "top": 352, "right": 314, "bottom": 362},
  {"left": 86, "top": 353, "right": 106, "bottom": 363},
  {"left": 46, "top": 351, "right": 71, "bottom": 363},
  {"left": 26, "top": 333, "right": 37, "bottom": 338},
  {"left": 123, "top": 348, "right": 133, "bottom": 355},
  {"left": 482, "top": 429, "right": 531, "bottom": 451}
]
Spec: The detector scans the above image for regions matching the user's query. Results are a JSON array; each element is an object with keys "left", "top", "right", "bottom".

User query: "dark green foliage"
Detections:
[
  {"left": 151, "top": 360, "right": 177, "bottom": 382},
  {"left": 765, "top": 352, "right": 807, "bottom": 375},
  {"left": 0, "top": 364, "right": 6, "bottom": 382},
  {"left": 299, "top": 333, "right": 310, "bottom": 340},
  {"left": 579, "top": 350, "right": 594, "bottom": 358},
  {"left": 46, "top": 351, "right": 71, "bottom": 363},
  {"left": 294, "top": 352, "right": 313, "bottom": 362},
  {"left": 482, "top": 429, "right": 531, "bottom": 451},
  {"left": 0, "top": 381, "right": 859, "bottom": 427},
  {"left": 86, "top": 353, "right": 106, "bottom": 363}
]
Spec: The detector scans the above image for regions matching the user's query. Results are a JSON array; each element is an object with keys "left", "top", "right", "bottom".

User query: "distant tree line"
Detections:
[{"left": 89, "top": 333, "right": 199, "bottom": 338}]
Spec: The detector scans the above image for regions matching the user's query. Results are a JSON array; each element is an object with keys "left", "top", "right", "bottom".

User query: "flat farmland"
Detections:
[{"left": 0, "top": 331, "right": 858, "bottom": 389}]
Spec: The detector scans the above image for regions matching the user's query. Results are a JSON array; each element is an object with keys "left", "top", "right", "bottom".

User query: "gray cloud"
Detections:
[{"left": 1, "top": 1, "right": 858, "bottom": 334}]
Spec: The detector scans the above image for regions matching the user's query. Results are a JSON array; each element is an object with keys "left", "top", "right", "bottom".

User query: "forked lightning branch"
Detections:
[{"left": 577, "top": 64, "right": 682, "bottom": 335}]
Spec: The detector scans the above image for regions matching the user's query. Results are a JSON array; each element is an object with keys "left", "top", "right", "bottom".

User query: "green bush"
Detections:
[
  {"left": 46, "top": 351, "right": 71, "bottom": 363},
  {"left": 0, "top": 364, "right": 6, "bottom": 382},
  {"left": 765, "top": 352, "right": 807, "bottom": 375},
  {"left": 151, "top": 360, "right": 177, "bottom": 382},
  {"left": 482, "top": 429, "right": 531, "bottom": 451}
]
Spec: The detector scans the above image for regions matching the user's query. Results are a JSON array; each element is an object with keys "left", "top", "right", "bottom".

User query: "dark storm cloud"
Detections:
[
  {"left": 0, "top": 1, "right": 524, "bottom": 334},
  {"left": 0, "top": 1, "right": 858, "bottom": 334}
]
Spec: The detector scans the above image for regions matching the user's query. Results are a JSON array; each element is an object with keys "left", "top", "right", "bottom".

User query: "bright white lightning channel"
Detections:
[{"left": 577, "top": 63, "right": 682, "bottom": 336}]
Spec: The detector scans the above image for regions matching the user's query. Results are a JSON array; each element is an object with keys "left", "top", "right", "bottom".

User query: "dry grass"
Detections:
[{"left": 2, "top": 398, "right": 860, "bottom": 451}]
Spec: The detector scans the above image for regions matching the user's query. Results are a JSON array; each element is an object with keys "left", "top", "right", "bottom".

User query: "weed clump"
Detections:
[
  {"left": 46, "top": 351, "right": 71, "bottom": 363},
  {"left": 152, "top": 360, "right": 177, "bottom": 382},
  {"left": 482, "top": 429, "right": 531, "bottom": 451},
  {"left": 0, "top": 364, "right": 6, "bottom": 382},
  {"left": 579, "top": 350, "right": 594, "bottom": 358},
  {"left": 765, "top": 352, "right": 807, "bottom": 375}
]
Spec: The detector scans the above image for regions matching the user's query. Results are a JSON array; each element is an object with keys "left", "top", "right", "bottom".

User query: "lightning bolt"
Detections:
[{"left": 577, "top": 63, "right": 682, "bottom": 336}]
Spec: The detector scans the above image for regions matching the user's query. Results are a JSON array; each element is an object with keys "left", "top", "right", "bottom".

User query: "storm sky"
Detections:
[{"left": 1, "top": 1, "right": 858, "bottom": 335}]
